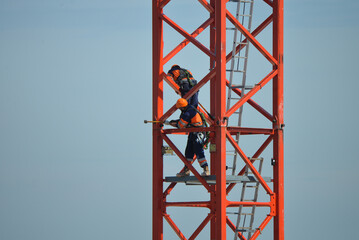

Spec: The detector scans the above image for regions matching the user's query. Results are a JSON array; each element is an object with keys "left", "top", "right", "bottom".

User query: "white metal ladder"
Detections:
[
  {"left": 233, "top": 157, "right": 264, "bottom": 240},
  {"left": 226, "top": 0, "right": 255, "bottom": 176}
]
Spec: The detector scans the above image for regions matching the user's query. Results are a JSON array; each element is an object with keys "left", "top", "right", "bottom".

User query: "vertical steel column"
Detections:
[
  {"left": 273, "top": 0, "right": 284, "bottom": 239},
  {"left": 214, "top": 0, "right": 227, "bottom": 239},
  {"left": 209, "top": 0, "right": 216, "bottom": 239},
  {"left": 152, "top": 1, "right": 164, "bottom": 239}
]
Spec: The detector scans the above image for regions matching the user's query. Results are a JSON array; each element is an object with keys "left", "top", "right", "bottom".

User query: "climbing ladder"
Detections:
[
  {"left": 233, "top": 157, "right": 264, "bottom": 240},
  {"left": 226, "top": 0, "right": 255, "bottom": 176},
  {"left": 225, "top": 0, "right": 261, "bottom": 239}
]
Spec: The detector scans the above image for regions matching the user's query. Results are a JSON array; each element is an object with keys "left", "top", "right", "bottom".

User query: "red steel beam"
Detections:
[
  {"left": 251, "top": 215, "right": 273, "bottom": 239},
  {"left": 163, "top": 17, "right": 214, "bottom": 64},
  {"left": 226, "top": 132, "right": 274, "bottom": 196},
  {"left": 263, "top": 0, "right": 274, "bottom": 7},
  {"left": 161, "top": 133, "right": 213, "bottom": 192},
  {"left": 188, "top": 214, "right": 214, "bottom": 240},
  {"left": 159, "top": 0, "right": 171, "bottom": 9},
  {"left": 161, "top": 14, "right": 215, "bottom": 59},
  {"left": 226, "top": 10, "right": 277, "bottom": 66},
  {"left": 209, "top": 1, "right": 216, "bottom": 238},
  {"left": 214, "top": 1, "right": 227, "bottom": 239},
  {"left": 226, "top": 201, "right": 272, "bottom": 208},
  {"left": 166, "top": 201, "right": 211, "bottom": 208},
  {"left": 273, "top": 0, "right": 284, "bottom": 239},
  {"left": 152, "top": 1, "right": 164, "bottom": 239},
  {"left": 225, "top": 69, "right": 278, "bottom": 119},
  {"left": 226, "top": 14, "right": 273, "bottom": 64},
  {"left": 164, "top": 214, "right": 187, "bottom": 240},
  {"left": 226, "top": 134, "right": 274, "bottom": 195},
  {"left": 226, "top": 79, "right": 274, "bottom": 122},
  {"left": 197, "top": 0, "right": 214, "bottom": 13},
  {"left": 226, "top": 217, "right": 247, "bottom": 240},
  {"left": 227, "top": 127, "right": 273, "bottom": 135},
  {"left": 162, "top": 72, "right": 180, "bottom": 95}
]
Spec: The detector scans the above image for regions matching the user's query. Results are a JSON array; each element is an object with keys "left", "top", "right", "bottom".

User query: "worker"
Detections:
[
  {"left": 169, "top": 98, "right": 209, "bottom": 177},
  {"left": 167, "top": 65, "right": 199, "bottom": 108}
]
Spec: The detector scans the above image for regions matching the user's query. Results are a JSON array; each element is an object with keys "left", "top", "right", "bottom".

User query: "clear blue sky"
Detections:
[{"left": 0, "top": 0, "right": 358, "bottom": 239}]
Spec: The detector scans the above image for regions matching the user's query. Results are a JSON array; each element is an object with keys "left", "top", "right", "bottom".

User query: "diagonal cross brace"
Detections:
[
  {"left": 164, "top": 17, "right": 214, "bottom": 64},
  {"left": 226, "top": 14, "right": 273, "bottom": 64},
  {"left": 161, "top": 132, "right": 213, "bottom": 192},
  {"left": 225, "top": 69, "right": 277, "bottom": 119},
  {"left": 188, "top": 213, "right": 214, "bottom": 240},
  {"left": 226, "top": 216, "right": 247, "bottom": 240},
  {"left": 226, "top": 79, "right": 274, "bottom": 121},
  {"left": 226, "top": 132, "right": 274, "bottom": 195},
  {"left": 159, "top": 69, "right": 215, "bottom": 122},
  {"left": 164, "top": 213, "right": 188, "bottom": 240},
  {"left": 226, "top": 10, "right": 278, "bottom": 66},
  {"left": 226, "top": 134, "right": 274, "bottom": 195},
  {"left": 161, "top": 14, "right": 215, "bottom": 59}
]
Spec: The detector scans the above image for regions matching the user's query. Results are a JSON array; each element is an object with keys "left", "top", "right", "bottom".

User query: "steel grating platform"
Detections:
[{"left": 164, "top": 175, "right": 271, "bottom": 185}]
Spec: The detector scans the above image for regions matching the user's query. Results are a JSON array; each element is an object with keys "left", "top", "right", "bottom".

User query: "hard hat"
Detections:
[
  {"left": 176, "top": 98, "right": 188, "bottom": 109},
  {"left": 168, "top": 65, "right": 181, "bottom": 80}
]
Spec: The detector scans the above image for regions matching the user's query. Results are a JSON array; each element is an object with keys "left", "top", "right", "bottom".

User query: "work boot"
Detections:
[
  {"left": 176, "top": 167, "right": 190, "bottom": 177},
  {"left": 201, "top": 166, "right": 210, "bottom": 176}
]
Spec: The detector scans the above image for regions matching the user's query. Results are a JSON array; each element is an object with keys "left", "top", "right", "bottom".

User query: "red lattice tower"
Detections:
[{"left": 152, "top": 0, "right": 283, "bottom": 239}]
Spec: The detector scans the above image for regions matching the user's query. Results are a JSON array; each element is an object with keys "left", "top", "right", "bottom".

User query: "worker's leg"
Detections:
[
  {"left": 188, "top": 91, "right": 199, "bottom": 109},
  {"left": 192, "top": 133, "right": 209, "bottom": 176},
  {"left": 177, "top": 136, "right": 193, "bottom": 177},
  {"left": 185, "top": 134, "right": 195, "bottom": 160}
]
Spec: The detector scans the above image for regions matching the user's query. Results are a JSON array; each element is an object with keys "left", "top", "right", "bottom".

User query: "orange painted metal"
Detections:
[
  {"left": 214, "top": 1, "right": 227, "bottom": 239},
  {"left": 226, "top": 217, "right": 247, "bottom": 240},
  {"left": 152, "top": 0, "right": 284, "bottom": 239},
  {"left": 163, "top": 17, "right": 214, "bottom": 64},
  {"left": 273, "top": 0, "right": 285, "bottom": 239},
  {"left": 152, "top": 1, "right": 164, "bottom": 240}
]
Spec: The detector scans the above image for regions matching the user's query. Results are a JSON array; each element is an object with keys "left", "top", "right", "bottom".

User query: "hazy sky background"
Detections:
[{"left": 1, "top": 0, "right": 359, "bottom": 239}]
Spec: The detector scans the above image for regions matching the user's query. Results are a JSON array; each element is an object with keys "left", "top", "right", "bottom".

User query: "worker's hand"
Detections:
[{"left": 169, "top": 120, "right": 178, "bottom": 127}]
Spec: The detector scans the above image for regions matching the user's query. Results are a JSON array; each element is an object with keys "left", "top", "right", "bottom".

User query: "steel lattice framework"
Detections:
[{"left": 152, "top": 0, "right": 283, "bottom": 239}]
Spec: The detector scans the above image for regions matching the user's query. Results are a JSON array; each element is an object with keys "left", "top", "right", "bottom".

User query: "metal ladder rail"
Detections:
[
  {"left": 226, "top": 0, "right": 255, "bottom": 176},
  {"left": 234, "top": 157, "right": 264, "bottom": 240}
]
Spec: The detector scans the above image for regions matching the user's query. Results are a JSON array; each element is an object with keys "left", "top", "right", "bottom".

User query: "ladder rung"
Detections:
[
  {"left": 246, "top": 172, "right": 257, "bottom": 176},
  {"left": 236, "top": 42, "right": 248, "bottom": 45},
  {"left": 227, "top": 212, "right": 254, "bottom": 216},
  {"left": 226, "top": 27, "right": 237, "bottom": 30},
  {"left": 234, "top": 55, "right": 248, "bottom": 59},
  {"left": 226, "top": 211, "right": 239, "bottom": 215},
  {"left": 229, "top": 85, "right": 253, "bottom": 89},
  {"left": 236, "top": 227, "right": 252, "bottom": 230},
  {"left": 245, "top": 185, "right": 258, "bottom": 188},
  {"left": 229, "top": 0, "right": 254, "bottom": 2},
  {"left": 226, "top": 69, "right": 245, "bottom": 73},
  {"left": 242, "top": 199, "right": 255, "bottom": 202},
  {"left": 250, "top": 157, "right": 264, "bottom": 161},
  {"left": 241, "top": 212, "right": 254, "bottom": 215},
  {"left": 238, "top": 14, "right": 252, "bottom": 17},
  {"left": 236, "top": 229, "right": 256, "bottom": 233}
]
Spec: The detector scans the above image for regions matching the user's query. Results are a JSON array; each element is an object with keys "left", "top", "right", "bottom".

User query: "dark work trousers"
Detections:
[{"left": 185, "top": 132, "right": 207, "bottom": 167}]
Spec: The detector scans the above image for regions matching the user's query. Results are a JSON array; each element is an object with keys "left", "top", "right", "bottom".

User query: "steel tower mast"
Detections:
[{"left": 152, "top": 0, "right": 283, "bottom": 239}]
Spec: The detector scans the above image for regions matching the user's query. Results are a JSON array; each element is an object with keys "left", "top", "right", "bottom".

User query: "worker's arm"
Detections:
[{"left": 169, "top": 120, "right": 179, "bottom": 128}]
